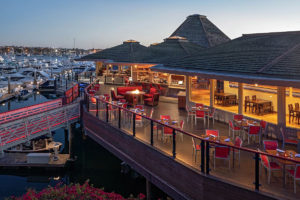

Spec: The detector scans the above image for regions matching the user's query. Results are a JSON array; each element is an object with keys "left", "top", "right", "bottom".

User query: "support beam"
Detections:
[
  {"left": 186, "top": 76, "right": 191, "bottom": 106},
  {"left": 238, "top": 83, "right": 244, "bottom": 115},
  {"left": 277, "top": 86, "right": 286, "bottom": 128},
  {"left": 209, "top": 79, "right": 215, "bottom": 107}
]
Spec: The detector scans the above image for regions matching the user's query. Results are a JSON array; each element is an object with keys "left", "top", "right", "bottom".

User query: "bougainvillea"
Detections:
[{"left": 7, "top": 180, "right": 145, "bottom": 200}]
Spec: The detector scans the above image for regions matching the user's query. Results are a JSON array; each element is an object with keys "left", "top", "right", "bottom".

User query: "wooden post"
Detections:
[
  {"left": 7, "top": 76, "right": 11, "bottom": 94},
  {"left": 238, "top": 82, "right": 243, "bottom": 115},
  {"left": 210, "top": 79, "right": 215, "bottom": 107},
  {"left": 146, "top": 180, "right": 152, "bottom": 200},
  {"left": 277, "top": 86, "right": 286, "bottom": 128},
  {"left": 68, "top": 124, "right": 73, "bottom": 159}
]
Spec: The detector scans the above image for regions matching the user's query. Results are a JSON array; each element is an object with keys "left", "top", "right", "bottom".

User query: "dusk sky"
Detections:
[{"left": 1, "top": 0, "right": 300, "bottom": 49}]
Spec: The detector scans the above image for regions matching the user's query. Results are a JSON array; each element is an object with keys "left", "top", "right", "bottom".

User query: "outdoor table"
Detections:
[
  {"left": 214, "top": 93, "right": 237, "bottom": 106},
  {"left": 125, "top": 90, "right": 145, "bottom": 105},
  {"left": 192, "top": 106, "right": 210, "bottom": 113},
  {"left": 156, "top": 119, "right": 179, "bottom": 133},
  {"left": 234, "top": 119, "right": 260, "bottom": 131},
  {"left": 248, "top": 99, "right": 272, "bottom": 115},
  {"left": 266, "top": 149, "right": 300, "bottom": 186},
  {"left": 200, "top": 135, "right": 234, "bottom": 146}
]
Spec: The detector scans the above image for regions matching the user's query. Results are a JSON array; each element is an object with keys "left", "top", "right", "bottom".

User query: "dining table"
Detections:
[
  {"left": 125, "top": 90, "right": 146, "bottom": 105},
  {"left": 247, "top": 99, "right": 272, "bottom": 115},
  {"left": 234, "top": 119, "right": 260, "bottom": 129},
  {"left": 266, "top": 149, "right": 300, "bottom": 187},
  {"left": 214, "top": 93, "right": 237, "bottom": 106}
]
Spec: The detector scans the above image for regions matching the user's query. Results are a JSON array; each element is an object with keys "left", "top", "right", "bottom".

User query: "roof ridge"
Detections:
[
  {"left": 198, "top": 16, "right": 211, "bottom": 47},
  {"left": 243, "top": 31, "right": 300, "bottom": 37},
  {"left": 178, "top": 41, "right": 191, "bottom": 55},
  {"left": 257, "top": 42, "right": 300, "bottom": 73}
]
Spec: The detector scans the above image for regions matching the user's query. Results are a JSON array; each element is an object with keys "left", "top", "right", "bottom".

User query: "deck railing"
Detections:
[{"left": 84, "top": 81, "right": 300, "bottom": 198}]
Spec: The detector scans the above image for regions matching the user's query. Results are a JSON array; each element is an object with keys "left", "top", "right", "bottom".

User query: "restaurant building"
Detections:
[{"left": 151, "top": 31, "right": 300, "bottom": 130}]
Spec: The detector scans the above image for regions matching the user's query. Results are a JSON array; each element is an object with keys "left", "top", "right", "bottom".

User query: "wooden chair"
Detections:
[
  {"left": 288, "top": 104, "right": 296, "bottom": 123},
  {"left": 244, "top": 96, "right": 251, "bottom": 112}
]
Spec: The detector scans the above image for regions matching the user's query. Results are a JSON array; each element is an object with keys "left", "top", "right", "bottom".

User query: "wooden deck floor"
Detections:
[{"left": 89, "top": 84, "right": 300, "bottom": 200}]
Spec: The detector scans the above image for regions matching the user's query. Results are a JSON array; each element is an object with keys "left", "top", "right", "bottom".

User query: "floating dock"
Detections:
[{"left": 0, "top": 153, "right": 70, "bottom": 168}]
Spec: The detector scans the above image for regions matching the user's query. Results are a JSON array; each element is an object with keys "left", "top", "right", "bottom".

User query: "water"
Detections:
[{"left": 0, "top": 96, "right": 167, "bottom": 199}]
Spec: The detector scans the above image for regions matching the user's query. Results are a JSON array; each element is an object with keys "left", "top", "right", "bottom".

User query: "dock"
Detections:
[
  {"left": 0, "top": 93, "right": 16, "bottom": 104},
  {"left": 0, "top": 153, "right": 70, "bottom": 168}
]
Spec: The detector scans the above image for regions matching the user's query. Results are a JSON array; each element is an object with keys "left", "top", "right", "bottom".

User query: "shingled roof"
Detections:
[
  {"left": 152, "top": 31, "right": 300, "bottom": 87},
  {"left": 170, "top": 14, "right": 230, "bottom": 48},
  {"left": 124, "top": 36, "right": 205, "bottom": 64},
  {"left": 79, "top": 40, "right": 147, "bottom": 61}
]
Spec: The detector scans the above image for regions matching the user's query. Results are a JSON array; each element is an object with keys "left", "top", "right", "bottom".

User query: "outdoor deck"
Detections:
[{"left": 87, "top": 84, "right": 300, "bottom": 200}]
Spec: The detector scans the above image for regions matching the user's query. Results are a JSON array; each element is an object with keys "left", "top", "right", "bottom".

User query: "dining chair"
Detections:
[
  {"left": 207, "top": 108, "right": 215, "bottom": 126},
  {"left": 286, "top": 164, "right": 300, "bottom": 193},
  {"left": 192, "top": 137, "right": 201, "bottom": 162},
  {"left": 244, "top": 96, "right": 251, "bottom": 112},
  {"left": 195, "top": 110, "right": 205, "bottom": 125},
  {"left": 244, "top": 125, "right": 261, "bottom": 144},
  {"left": 280, "top": 126, "right": 298, "bottom": 149},
  {"left": 228, "top": 120, "right": 241, "bottom": 138},
  {"left": 259, "top": 152, "right": 281, "bottom": 184},
  {"left": 135, "top": 105, "right": 144, "bottom": 110},
  {"left": 196, "top": 103, "right": 204, "bottom": 108},
  {"left": 214, "top": 146, "right": 231, "bottom": 169},
  {"left": 160, "top": 115, "right": 171, "bottom": 120},
  {"left": 186, "top": 105, "right": 195, "bottom": 123},
  {"left": 232, "top": 136, "right": 243, "bottom": 167},
  {"left": 205, "top": 129, "right": 219, "bottom": 137},
  {"left": 233, "top": 114, "right": 243, "bottom": 121},
  {"left": 288, "top": 104, "right": 295, "bottom": 123},
  {"left": 119, "top": 99, "right": 127, "bottom": 103},
  {"left": 263, "top": 140, "right": 278, "bottom": 151},
  {"left": 260, "top": 120, "right": 268, "bottom": 138},
  {"left": 162, "top": 126, "right": 173, "bottom": 143}
]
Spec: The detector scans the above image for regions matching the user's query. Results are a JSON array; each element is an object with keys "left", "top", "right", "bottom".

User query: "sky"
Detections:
[{"left": 0, "top": 0, "right": 300, "bottom": 49}]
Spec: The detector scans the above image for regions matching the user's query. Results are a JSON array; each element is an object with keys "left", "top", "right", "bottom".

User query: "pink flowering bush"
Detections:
[{"left": 7, "top": 180, "right": 145, "bottom": 200}]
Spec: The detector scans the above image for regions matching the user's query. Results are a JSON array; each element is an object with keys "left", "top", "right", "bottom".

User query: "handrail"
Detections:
[{"left": 84, "top": 82, "right": 300, "bottom": 164}]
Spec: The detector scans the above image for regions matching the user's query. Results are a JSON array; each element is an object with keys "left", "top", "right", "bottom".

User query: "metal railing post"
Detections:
[
  {"left": 87, "top": 95, "right": 89, "bottom": 112},
  {"left": 106, "top": 103, "right": 109, "bottom": 122},
  {"left": 205, "top": 141, "right": 210, "bottom": 174},
  {"left": 132, "top": 113, "right": 136, "bottom": 136},
  {"left": 172, "top": 129, "right": 176, "bottom": 158},
  {"left": 254, "top": 152, "right": 260, "bottom": 191},
  {"left": 118, "top": 107, "right": 121, "bottom": 129},
  {"left": 96, "top": 98, "right": 99, "bottom": 117},
  {"left": 201, "top": 140, "right": 205, "bottom": 173},
  {"left": 150, "top": 120, "right": 153, "bottom": 145}
]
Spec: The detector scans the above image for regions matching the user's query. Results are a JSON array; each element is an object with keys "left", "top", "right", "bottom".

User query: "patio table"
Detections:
[{"left": 266, "top": 149, "right": 300, "bottom": 186}]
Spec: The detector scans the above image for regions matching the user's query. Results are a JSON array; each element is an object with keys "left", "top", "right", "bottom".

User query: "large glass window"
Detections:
[{"left": 190, "top": 76, "right": 210, "bottom": 105}]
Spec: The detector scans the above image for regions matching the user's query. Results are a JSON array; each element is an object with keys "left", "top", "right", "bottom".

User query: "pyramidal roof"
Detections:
[
  {"left": 79, "top": 40, "right": 147, "bottom": 61},
  {"left": 170, "top": 14, "right": 230, "bottom": 48}
]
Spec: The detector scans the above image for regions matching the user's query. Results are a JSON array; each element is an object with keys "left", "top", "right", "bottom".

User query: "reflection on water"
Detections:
[{"left": 0, "top": 97, "right": 167, "bottom": 199}]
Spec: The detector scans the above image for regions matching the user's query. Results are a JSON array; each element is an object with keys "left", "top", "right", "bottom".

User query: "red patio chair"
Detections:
[
  {"left": 144, "top": 87, "right": 157, "bottom": 98},
  {"left": 195, "top": 110, "right": 205, "bottom": 125},
  {"left": 205, "top": 129, "right": 219, "bottom": 137},
  {"left": 160, "top": 115, "right": 171, "bottom": 120},
  {"left": 111, "top": 90, "right": 124, "bottom": 101},
  {"left": 144, "top": 93, "right": 159, "bottom": 106},
  {"left": 196, "top": 103, "right": 204, "bottom": 108},
  {"left": 233, "top": 114, "right": 243, "bottom": 121},
  {"left": 263, "top": 140, "right": 278, "bottom": 151},
  {"left": 244, "top": 125, "right": 261, "bottom": 144},
  {"left": 260, "top": 120, "right": 268, "bottom": 138},
  {"left": 135, "top": 105, "right": 144, "bottom": 110},
  {"left": 232, "top": 136, "right": 243, "bottom": 167},
  {"left": 286, "top": 164, "right": 300, "bottom": 193},
  {"left": 280, "top": 127, "right": 298, "bottom": 149},
  {"left": 119, "top": 99, "right": 127, "bottom": 103},
  {"left": 260, "top": 152, "right": 281, "bottom": 184},
  {"left": 186, "top": 105, "right": 195, "bottom": 122},
  {"left": 162, "top": 126, "right": 173, "bottom": 143},
  {"left": 192, "top": 137, "right": 201, "bottom": 162},
  {"left": 214, "top": 146, "right": 230, "bottom": 169},
  {"left": 229, "top": 120, "right": 241, "bottom": 138}
]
